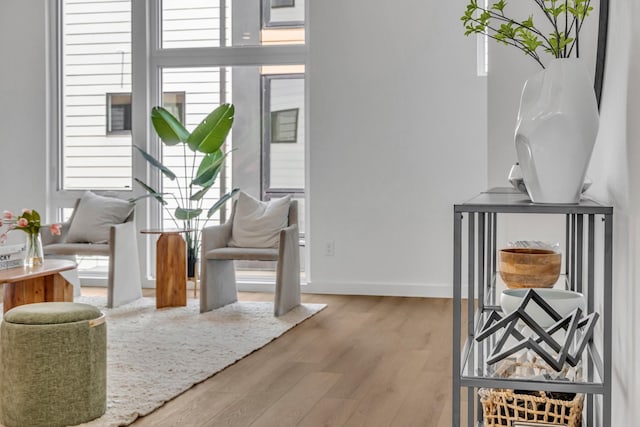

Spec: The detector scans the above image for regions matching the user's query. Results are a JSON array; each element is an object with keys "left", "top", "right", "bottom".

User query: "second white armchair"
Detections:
[{"left": 200, "top": 193, "right": 300, "bottom": 316}]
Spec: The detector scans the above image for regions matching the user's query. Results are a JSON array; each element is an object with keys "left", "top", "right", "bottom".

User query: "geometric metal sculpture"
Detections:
[{"left": 476, "top": 289, "right": 599, "bottom": 371}]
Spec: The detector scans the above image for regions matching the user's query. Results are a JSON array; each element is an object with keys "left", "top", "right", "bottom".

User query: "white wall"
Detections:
[
  {"left": 0, "top": 0, "right": 48, "bottom": 215},
  {"left": 1, "top": 0, "right": 488, "bottom": 297},
  {"left": 307, "top": 0, "right": 487, "bottom": 296}
]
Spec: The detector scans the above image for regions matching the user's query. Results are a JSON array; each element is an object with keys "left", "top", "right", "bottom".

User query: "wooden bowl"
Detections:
[{"left": 499, "top": 248, "right": 561, "bottom": 288}]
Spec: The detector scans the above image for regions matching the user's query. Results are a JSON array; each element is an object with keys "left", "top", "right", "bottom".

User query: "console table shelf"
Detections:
[{"left": 452, "top": 188, "right": 612, "bottom": 427}]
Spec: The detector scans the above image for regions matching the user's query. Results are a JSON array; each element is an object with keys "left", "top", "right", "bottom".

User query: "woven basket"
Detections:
[{"left": 479, "top": 388, "right": 583, "bottom": 427}]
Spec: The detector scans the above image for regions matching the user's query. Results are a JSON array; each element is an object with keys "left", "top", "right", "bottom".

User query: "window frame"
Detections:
[
  {"left": 262, "top": 0, "right": 304, "bottom": 29},
  {"left": 261, "top": 73, "right": 305, "bottom": 201}
]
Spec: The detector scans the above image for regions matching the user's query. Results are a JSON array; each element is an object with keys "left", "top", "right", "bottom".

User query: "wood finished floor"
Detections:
[{"left": 86, "top": 289, "right": 455, "bottom": 427}]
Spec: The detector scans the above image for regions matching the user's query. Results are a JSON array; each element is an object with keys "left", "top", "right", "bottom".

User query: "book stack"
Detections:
[{"left": 0, "top": 244, "right": 26, "bottom": 270}]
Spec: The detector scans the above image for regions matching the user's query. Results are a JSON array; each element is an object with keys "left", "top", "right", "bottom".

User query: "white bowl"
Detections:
[{"left": 500, "top": 288, "right": 586, "bottom": 328}]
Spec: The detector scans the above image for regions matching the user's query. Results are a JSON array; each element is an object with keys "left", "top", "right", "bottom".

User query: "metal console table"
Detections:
[{"left": 452, "top": 188, "right": 612, "bottom": 426}]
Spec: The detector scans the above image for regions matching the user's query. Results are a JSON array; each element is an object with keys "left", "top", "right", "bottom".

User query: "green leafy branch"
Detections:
[{"left": 461, "top": 0, "right": 593, "bottom": 69}]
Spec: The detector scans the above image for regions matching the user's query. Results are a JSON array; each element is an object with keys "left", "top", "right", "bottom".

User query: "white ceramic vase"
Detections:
[{"left": 514, "top": 58, "right": 599, "bottom": 204}]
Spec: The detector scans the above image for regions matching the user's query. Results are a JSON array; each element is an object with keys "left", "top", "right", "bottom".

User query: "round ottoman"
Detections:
[{"left": 0, "top": 302, "right": 106, "bottom": 427}]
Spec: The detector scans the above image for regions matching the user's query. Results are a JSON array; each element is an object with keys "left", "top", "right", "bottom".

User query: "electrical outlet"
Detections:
[{"left": 324, "top": 240, "right": 335, "bottom": 256}]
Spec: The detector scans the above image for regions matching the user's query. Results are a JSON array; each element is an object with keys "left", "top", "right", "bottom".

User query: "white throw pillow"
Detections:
[
  {"left": 228, "top": 192, "right": 292, "bottom": 248},
  {"left": 65, "top": 191, "right": 134, "bottom": 244}
]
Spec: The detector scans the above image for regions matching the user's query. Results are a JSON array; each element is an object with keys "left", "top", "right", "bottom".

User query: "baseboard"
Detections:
[
  {"left": 301, "top": 281, "right": 469, "bottom": 298},
  {"left": 79, "top": 277, "right": 107, "bottom": 287},
  {"left": 81, "top": 277, "right": 470, "bottom": 299}
]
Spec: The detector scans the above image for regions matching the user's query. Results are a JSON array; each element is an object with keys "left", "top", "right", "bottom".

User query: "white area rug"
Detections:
[{"left": 2, "top": 297, "right": 325, "bottom": 427}]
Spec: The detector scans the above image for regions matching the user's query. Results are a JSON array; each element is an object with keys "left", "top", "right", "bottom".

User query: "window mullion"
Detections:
[
  {"left": 150, "top": 45, "right": 307, "bottom": 68},
  {"left": 132, "top": 0, "right": 157, "bottom": 283}
]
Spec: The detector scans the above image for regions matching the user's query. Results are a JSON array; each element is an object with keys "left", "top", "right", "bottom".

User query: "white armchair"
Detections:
[
  {"left": 200, "top": 199, "right": 300, "bottom": 316},
  {"left": 41, "top": 196, "right": 142, "bottom": 308}
]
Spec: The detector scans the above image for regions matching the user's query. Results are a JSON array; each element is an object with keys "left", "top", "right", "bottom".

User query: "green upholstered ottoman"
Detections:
[{"left": 0, "top": 302, "right": 106, "bottom": 427}]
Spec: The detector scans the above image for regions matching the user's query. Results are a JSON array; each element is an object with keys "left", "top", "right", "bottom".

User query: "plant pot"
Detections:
[
  {"left": 515, "top": 58, "right": 599, "bottom": 204},
  {"left": 187, "top": 246, "right": 198, "bottom": 279}
]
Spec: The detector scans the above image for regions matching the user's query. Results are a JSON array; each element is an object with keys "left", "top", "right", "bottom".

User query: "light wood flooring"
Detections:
[{"left": 87, "top": 288, "right": 455, "bottom": 427}]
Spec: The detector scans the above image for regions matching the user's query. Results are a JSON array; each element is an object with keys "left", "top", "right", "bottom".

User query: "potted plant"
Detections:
[
  {"left": 134, "top": 103, "right": 238, "bottom": 277},
  {"left": 461, "top": 0, "right": 599, "bottom": 204}
]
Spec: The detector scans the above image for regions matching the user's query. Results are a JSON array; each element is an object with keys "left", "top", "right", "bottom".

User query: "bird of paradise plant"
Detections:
[{"left": 133, "top": 103, "right": 238, "bottom": 276}]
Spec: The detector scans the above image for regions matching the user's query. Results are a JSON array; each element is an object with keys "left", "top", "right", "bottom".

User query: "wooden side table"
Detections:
[
  {"left": 0, "top": 259, "right": 77, "bottom": 313},
  {"left": 141, "top": 229, "right": 191, "bottom": 309}
]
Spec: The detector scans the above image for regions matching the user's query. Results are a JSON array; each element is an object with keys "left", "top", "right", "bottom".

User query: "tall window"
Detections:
[
  {"left": 262, "top": 72, "right": 305, "bottom": 194},
  {"left": 159, "top": 67, "right": 228, "bottom": 230},
  {"left": 155, "top": 1, "right": 307, "bottom": 240},
  {"left": 54, "top": 0, "right": 307, "bottom": 282},
  {"left": 60, "top": 0, "right": 133, "bottom": 190},
  {"left": 262, "top": 71, "right": 305, "bottom": 235}
]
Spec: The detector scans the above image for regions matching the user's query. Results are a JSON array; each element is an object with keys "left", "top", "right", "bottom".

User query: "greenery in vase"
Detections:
[
  {"left": 461, "top": 0, "right": 594, "bottom": 68},
  {"left": 133, "top": 104, "right": 239, "bottom": 262}
]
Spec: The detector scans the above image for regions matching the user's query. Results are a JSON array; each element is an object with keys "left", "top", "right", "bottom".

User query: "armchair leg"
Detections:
[
  {"left": 274, "top": 229, "right": 301, "bottom": 317},
  {"left": 274, "top": 269, "right": 300, "bottom": 317},
  {"left": 107, "top": 222, "right": 142, "bottom": 308},
  {"left": 200, "top": 259, "right": 238, "bottom": 313}
]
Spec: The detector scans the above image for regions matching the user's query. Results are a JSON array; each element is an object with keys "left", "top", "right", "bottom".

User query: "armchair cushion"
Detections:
[
  {"left": 43, "top": 243, "right": 110, "bottom": 257},
  {"left": 228, "top": 192, "right": 291, "bottom": 249},
  {"left": 65, "top": 191, "right": 134, "bottom": 244},
  {"left": 205, "top": 247, "right": 279, "bottom": 261}
]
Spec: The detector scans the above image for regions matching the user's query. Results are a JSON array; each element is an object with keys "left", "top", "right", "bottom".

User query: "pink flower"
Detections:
[
  {"left": 49, "top": 223, "right": 62, "bottom": 236},
  {"left": 22, "top": 208, "right": 32, "bottom": 215},
  {"left": 0, "top": 233, "right": 6, "bottom": 244},
  {"left": 17, "top": 218, "right": 28, "bottom": 228},
  {"left": 2, "top": 211, "right": 13, "bottom": 220}
]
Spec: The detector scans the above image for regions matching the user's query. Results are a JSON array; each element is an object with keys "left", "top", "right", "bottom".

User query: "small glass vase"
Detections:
[{"left": 24, "top": 232, "right": 44, "bottom": 267}]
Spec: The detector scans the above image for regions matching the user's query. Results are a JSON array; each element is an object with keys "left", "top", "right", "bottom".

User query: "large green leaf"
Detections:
[
  {"left": 175, "top": 207, "right": 203, "bottom": 220},
  {"left": 133, "top": 178, "right": 169, "bottom": 205},
  {"left": 134, "top": 145, "right": 177, "bottom": 180},
  {"left": 192, "top": 150, "right": 230, "bottom": 186},
  {"left": 207, "top": 188, "right": 240, "bottom": 218},
  {"left": 189, "top": 184, "right": 214, "bottom": 202},
  {"left": 189, "top": 154, "right": 224, "bottom": 201},
  {"left": 199, "top": 165, "right": 222, "bottom": 190},
  {"left": 187, "top": 104, "right": 234, "bottom": 153},
  {"left": 195, "top": 150, "right": 223, "bottom": 181},
  {"left": 151, "top": 107, "right": 190, "bottom": 146}
]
